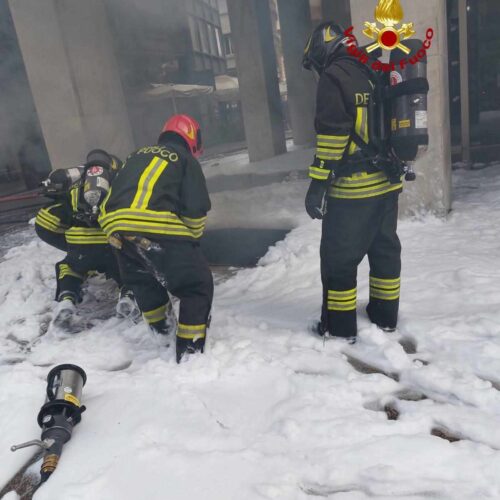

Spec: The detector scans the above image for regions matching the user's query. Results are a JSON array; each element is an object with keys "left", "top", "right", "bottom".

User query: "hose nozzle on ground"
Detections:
[{"left": 10, "top": 364, "right": 87, "bottom": 484}]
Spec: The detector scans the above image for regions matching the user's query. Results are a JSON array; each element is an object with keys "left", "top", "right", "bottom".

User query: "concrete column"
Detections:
[
  {"left": 8, "top": 0, "right": 134, "bottom": 170},
  {"left": 350, "top": 0, "right": 452, "bottom": 215},
  {"left": 458, "top": 0, "right": 471, "bottom": 164},
  {"left": 277, "top": 0, "right": 316, "bottom": 146},
  {"left": 322, "top": 0, "right": 352, "bottom": 26},
  {"left": 226, "top": 0, "right": 286, "bottom": 162}
]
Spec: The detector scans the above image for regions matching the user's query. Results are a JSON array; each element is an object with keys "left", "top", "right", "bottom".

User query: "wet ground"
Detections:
[{"left": 0, "top": 221, "right": 244, "bottom": 282}]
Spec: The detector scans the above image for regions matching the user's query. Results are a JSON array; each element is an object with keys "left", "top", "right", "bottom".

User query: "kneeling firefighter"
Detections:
[
  {"left": 303, "top": 22, "right": 428, "bottom": 340},
  {"left": 98, "top": 115, "right": 213, "bottom": 362},
  {"left": 36, "top": 150, "right": 141, "bottom": 327}
]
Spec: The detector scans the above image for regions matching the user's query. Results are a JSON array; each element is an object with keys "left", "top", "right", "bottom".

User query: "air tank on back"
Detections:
[{"left": 389, "top": 39, "right": 429, "bottom": 162}]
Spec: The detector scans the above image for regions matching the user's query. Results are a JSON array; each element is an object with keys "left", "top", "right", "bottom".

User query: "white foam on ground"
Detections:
[{"left": 1, "top": 165, "right": 500, "bottom": 498}]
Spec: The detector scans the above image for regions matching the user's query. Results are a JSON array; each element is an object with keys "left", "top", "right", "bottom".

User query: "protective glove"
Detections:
[{"left": 305, "top": 179, "right": 329, "bottom": 220}]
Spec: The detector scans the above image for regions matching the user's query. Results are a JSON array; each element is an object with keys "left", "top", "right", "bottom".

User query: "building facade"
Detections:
[{"left": 1, "top": 0, "right": 499, "bottom": 214}]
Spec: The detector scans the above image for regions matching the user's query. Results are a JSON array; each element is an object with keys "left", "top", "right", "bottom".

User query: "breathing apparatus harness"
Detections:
[{"left": 338, "top": 40, "right": 429, "bottom": 184}]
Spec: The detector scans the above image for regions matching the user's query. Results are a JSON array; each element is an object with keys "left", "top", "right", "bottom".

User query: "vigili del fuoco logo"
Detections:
[{"left": 343, "top": 0, "right": 434, "bottom": 72}]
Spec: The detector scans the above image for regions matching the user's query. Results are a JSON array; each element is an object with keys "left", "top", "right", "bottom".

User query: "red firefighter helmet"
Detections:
[{"left": 160, "top": 114, "right": 203, "bottom": 158}]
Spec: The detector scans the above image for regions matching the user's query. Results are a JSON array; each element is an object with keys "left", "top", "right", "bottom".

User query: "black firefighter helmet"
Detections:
[
  {"left": 86, "top": 149, "right": 122, "bottom": 176},
  {"left": 303, "top": 22, "right": 355, "bottom": 75}
]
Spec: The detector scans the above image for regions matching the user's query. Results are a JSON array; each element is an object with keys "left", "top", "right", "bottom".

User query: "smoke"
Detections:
[
  {"left": 0, "top": 2, "right": 50, "bottom": 192},
  {"left": 104, "top": 0, "right": 192, "bottom": 90},
  {"left": 102, "top": 0, "right": 244, "bottom": 148},
  {"left": 375, "top": 0, "right": 404, "bottom": 27},
  {"left": 0, "top": 0, "right": 252, "bottom": 195}
]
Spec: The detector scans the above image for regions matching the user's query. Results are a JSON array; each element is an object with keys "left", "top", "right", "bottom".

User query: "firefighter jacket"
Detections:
[
  {"left": 309, "top": 56, "right": 403, "bottom": 200},
  {"left": 98, "top": 142, "right": 210, "bottom": 242},
  {"left": 35, "top": 202, "right": 71, "bottom": 251},
  {"left": 35, "top": 187, "right": 108, "bottom": 249}
]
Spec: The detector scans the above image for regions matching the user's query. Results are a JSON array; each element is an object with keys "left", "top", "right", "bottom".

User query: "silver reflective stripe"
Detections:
[{"left": 133, "top": 157, "right": 161, "bottom": 209}]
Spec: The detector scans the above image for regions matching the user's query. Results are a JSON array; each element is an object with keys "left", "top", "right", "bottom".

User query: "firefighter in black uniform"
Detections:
[
  {"left": 99, "top": 114, "right": 213, "bottom": 363},
  {"left": 35, "top": 150, "right": 139, "bottom": 326},
  {"left": 303, "top": 22, "right": 402, "bottom": 340}
]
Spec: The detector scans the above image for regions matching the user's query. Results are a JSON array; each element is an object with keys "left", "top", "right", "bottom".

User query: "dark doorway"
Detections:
[
  {"left": 0, "top": 2, "right": 50, "bottom": 198},
  {"left": 448, "top": 0, "right": 500, "bottom": 162}
]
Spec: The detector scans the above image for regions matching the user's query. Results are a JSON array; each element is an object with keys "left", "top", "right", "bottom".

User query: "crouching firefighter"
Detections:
[
  {"left": 98, "top": 115, "right": 214, "bottom": 362},
  {"left": 36, "top": 150, "right": 140, "bottom": 327},
  {"left": 302, "top": 22, "right": 428, "bottom": 340}
]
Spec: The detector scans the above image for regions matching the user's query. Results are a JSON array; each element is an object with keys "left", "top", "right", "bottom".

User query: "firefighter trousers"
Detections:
[
  {"left": 55, "top": 244, "right": 122, "bottom": 302},
  {"left": 115, "top": 238, "right": 214, "bottom": 359},
  {"left": 320, "top": 192, "right": 401, "bottom": 338}
]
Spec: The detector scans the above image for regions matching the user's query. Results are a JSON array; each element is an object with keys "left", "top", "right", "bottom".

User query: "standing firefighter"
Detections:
[
  {"left": 35, "top": 150, "right": 139, "bottom": 327},
  {"left": 99, "top": 114, "right": 213, "bottom": 363},
  {"left": 303, "top": 22, "right": 403, "bottom": 341}
]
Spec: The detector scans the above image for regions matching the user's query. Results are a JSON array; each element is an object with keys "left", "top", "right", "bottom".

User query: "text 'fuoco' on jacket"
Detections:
[{"left": 99, "top": 143, "right": 211, "bottom": 242}]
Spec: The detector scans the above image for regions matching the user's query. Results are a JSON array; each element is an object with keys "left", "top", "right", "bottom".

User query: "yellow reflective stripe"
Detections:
[
  {"left": 310, "top": 173, "right": 330, "bottom": 181},
  {"left": 66, "top": 237, "right": 108, "bottom": 244},
  {"left": 131, "top": 157, "right": 160, "bottom": 208},
  {"left": 143, "top": 304, "right": 167, "bottom": 324},
  {"left": 179, "top": 217, "right": 207, "bottom": 231},
  {"left": 58, "top": 264, "right": 84, "bottom": 280},
  {"left": 316, "top": 153, "right": 344, "bottom": 161},
  {"left": 180, "top": 215, "right": 207, "bottom": 225},
  {"left": 328, "top": 288, "right": 357, "bottom": 311},
  {"left": 370, "top": 277, "right": 401, "bottom": 288},
  {"left": 71, "top": 187, "right": 79, "bottom": 211},
  {"left": 370, "top": 290, "right": 400, "bottom": 301},
  {"left": 317, "top": 142, "right": 348, "bottom": 149},
  {"left": 317, "top": 134, "right": 349, "bottom": 144},
  {"left": 309, "top": 166, "right": 330, "bottom": 180},
  {"left": 177, "top": 323, "right": 206, "bottom": 340},
  {"left": 65, "top": 228, "right": 107, "bottom": 237},
  {"left": 370, "top": 276, "right": 400, "bottom": 301},
  {"left": 348, "top": 107, "right": 368, "bottom": 155},
  {"left": 100, "top": 209, "right": 205, "bottom": 240},
  {"left": 348, "top": 108, "right": 361, "bottom": 155},
  {"left": 327, "top": 300, "right": 357, "bottom": 311},
  {"left": 328, "top": 288, "right": 356, "bottom": 300},
  {"left": 99, "top": 208, "right": 181, "bottom": 226},
  {"left": 334, "top": 171, "right": 388, "bottom": 186},
  {"left": 142, "top": 159, "right": 169, "bottom": 208},
  {"left": 103, "top": 221, "right": 202, "bottom": 239},
  {"left": 370, "top": 285, "right": 400, "bottom": 293},
  {"left": 328, "top": 297, "right": 356, "bottom": 304},
  {"left": 178, "top": 324, "right": 206, "bottom": 331},
  {"left": 317, "top": 148, "right": 345, "bottom": 154},
  {"left": 316, "top": 149, "right": 344, "bottom": 161},
  {"left": 36, "top": 215, "right": 65, "bottom": 233},
  {"left": 65, "top": 227, "right": 108, "bottom": 244},
  {"left": 329, "top": 181, "right": 403, "bottom": 199},
  {"left": 39, "top": 205, "right": 63, "bottom": 225},
  {"left": 316, "top": 133, "right": 348, "bottom": 157},
  {"left": 180, "top": 215, "right": 207, "bottom": 232},
  {"left": 184, "top": 222, "right": 206, "bottom": 231},
  {"left": 310, "top": 173, "right": 328, "bottom": 181},
  {"left": 131, "top": 157, "right": 168, "bottom": 210},
  {"left": 66, "top": 227, "right": 106, "bottom": 234},
  {"left": 100, "top": 186, "right": 113, "bottom": 217},
  {"left": 329, "top": 182, "right": 403, "bottom": 200},
  {"left": 37, "top": 216, "right": 62, "bottom": 231},
  {"left": 35, "top": 218, "right": 58, "bottom": 233},
  {"left": 360, "top": 107, "right": 368, "bottom": 143},
  {"left": 59, "top": 270, "right": 83, "bottom": 280}
]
